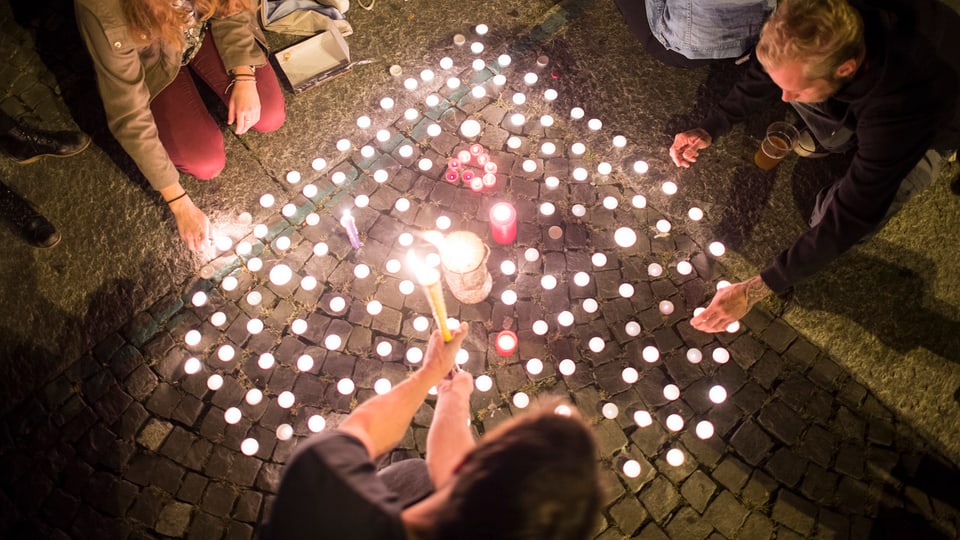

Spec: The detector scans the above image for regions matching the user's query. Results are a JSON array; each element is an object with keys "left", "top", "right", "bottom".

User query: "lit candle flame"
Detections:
[{"left": 407, "top": 251, "right": 452, "bottom": 342}]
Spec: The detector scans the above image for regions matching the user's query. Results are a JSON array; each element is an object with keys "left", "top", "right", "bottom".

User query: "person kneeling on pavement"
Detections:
[{"left": 260, "top": 322, "right": 603, "bottom": 540}]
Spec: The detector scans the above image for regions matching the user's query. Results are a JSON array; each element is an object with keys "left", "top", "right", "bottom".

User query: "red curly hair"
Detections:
[{"left": 122, "top": 0, "right": 253, "bottom": 50}]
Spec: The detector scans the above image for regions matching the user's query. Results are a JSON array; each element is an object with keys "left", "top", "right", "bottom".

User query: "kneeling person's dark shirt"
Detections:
[{"left": 260, "top": 431, "right": 407, "bottom": 540}]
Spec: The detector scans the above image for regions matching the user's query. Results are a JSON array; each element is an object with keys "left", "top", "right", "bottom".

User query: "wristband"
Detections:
[{"left": 165, "top": 192, "right": 188, "bottom": 204}]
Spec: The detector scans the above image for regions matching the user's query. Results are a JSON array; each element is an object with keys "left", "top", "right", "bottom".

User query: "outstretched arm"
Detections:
[
  {"left": 691, "top": 275, "right": 772, "bottom": 333},
  {"left": 426, "top": 370, "right": 476, "bottom": 489}
]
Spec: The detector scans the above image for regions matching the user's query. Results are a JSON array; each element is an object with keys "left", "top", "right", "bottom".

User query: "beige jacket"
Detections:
[{"left": 75, "top": 0, "right": 268, "bottom": 190}]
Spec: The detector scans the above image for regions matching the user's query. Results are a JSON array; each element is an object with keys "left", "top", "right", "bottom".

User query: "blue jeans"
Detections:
[{"left": 645, "top": 0, "right": 776, "bottom": 60}]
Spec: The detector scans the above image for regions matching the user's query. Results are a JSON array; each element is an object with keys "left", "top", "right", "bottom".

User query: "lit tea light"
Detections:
[
  {"left": 475, "top": 22, "right": 488, "bottom": 35},
  {"left": 726, "top": 321, "right": 741, "bottom": 333},
  {"left": 418, "top": 158, "right": 434, "bottom": 171},
  {"left": 619, "top": 283, "right": 635, "bottom": 298},
  {"left": 572, "top": 168, "right": 588, "bottom": 181},
  {"left": 655, "top": 220, "right": 672, "bottom": 234},
  {"left": 259, "top": 193, "right": 275, "bottom": 208},
  {"left": 291, "top": 319, "right": 308, "bottom": 334},
  {"left": 236, "top": 241, "right": 252, "bottom": 255},
  {"left": 183, "top": 357, "right": 201, "bottom": 375},
  {"left": 440, "top": 56, "right": 454, "bottom": 69},
  {"left": 570, "top": 107, "right": 585, "bottom": 119},
  {"left": 446, "top": 77, "right": 461, "bottom": 90},
  {"left": 634, "top": 410, "right": 653, "bottom": 427},
  {"left": 207, "top": 374, "right": 223, "bottom": 391},
  {"left": 211, "top": 312, "right": 227, "bottom": 327},
  {"left": 597, "top": 162, "right": 612, "bottom": 175},
  {"left": 676, "top": 261, "right": 693, "bottom": 275},
  {"left": 246, "top": 319, "right": 263, "bottom": 335},
  {"left": 214, "top": 235, "right": 233, "bottom": 252},
  {"left": 325, "top": 334, "right": 342, "bottom": 350},
  {"left": 554, "top": 404, "right": 572, "bottom": 417},
  {"left": 642, "top": 346, "right": 660, "bottom": 363},
  {"left": 398, "top": 144, "right": 415, "bottom": 158},
  {"left": 526, "top": 358, "right": 544, "bottom": 375},
  {"left": 471, "top": 42, "right": 484, "bottom": 54},
  {"left": 380, "top": 96, "right": 395, "bottom": 110},
  {"left": 571, "top": 204, "right": 587, "bottom": 217},
  {"left": 510, "top": 113, "right": 526, "bottom": 126},
  {"left": 662, "top": 181, "right": 678, "bottom": 195},
  {"left": 513, "top": 392, "right": 530, "bottom": 408},
  {"left": 356, "top": 115, "right": 371, "bottom": 129},
  {"left": 712, "top": 348, "right": 730, "bottom": 364},
  {"left": 352, "top": 264, "right": 371, "bottom": 280},
  {"left": 497, "top": 54, "right": 511, "bottom": 66},
  {"left": 540, "top": 115, "right": 554, "bottom": 127},
  {"left": 630, "top": 195, "right": 647, "bottom": 209},
  {"left": 666, "top": 448, "right": 685, "bottom": 467},
  {"left": 493, "top": 74, "right": 506, "bottom": 86},
  {"left": 523, "top": 72, "right": 538, "bottom": 85},
  {"left": 455, "top": 349, "right": 469, "bottom": 366},
  {"left": 507, "top": 136, "right": 522, "bottom": 149},
  {"left": 303, "top": 184, "right": 319, "bottom": 198},
  {"left": 408, "top": 316, "right": 428, "bottom": 333},
  {"left": 373, "top": 169, "right": 389, "bottom": 183},
  {"left": 602, "top": 196, "right": 618, "bottom": 209},
  {"left": 696, "top": 421, "right": 715, "bottom": 439},
  {"left": 588, "top": 337, "right": 605, "bottom": 353},
  {"left": 622, "top": 459, "right": 642, "bottom": 478},
  {"left": 571, "top": 142, "right": 586, "bottom": 155},
  {"left": 404, "top": 108, "right": 419, "bottom": 123},
  {"left": 258, "top": 353, "right": 275, "bottom": 370},
  {"left": 399, "top": 280, "right": 415, "bottom": 295},
  {"left": 622, "top": 367, "right": 639, "bottom": 384},
  {"left": 312, "top": 157, "right": 327, "bottom": 170},
  {"left": 425, "top": 94, "right": 440, "bottom": 107},
  {"left": 612, "top": 135, "right": 628, "bottom": 148},
  {"left": 314, "top": 242, "right": 329, "bottom": 256},
  {"left": 398, "top": 232, "right": 414, "bottom": 246},
  {"left": 592, "top": 252, "right": 607, "bottom": 267},
  {"left": 336, "top": 138, "right": 351, "bottom": 151},
  {"left": 659, "top": 300, "right": 674, "bottom": 315},
  {"left": 571, "top": 272, "right": 589, "bottom": 287},
  {"left": 524, "top": 248, "right": 540, "bottom": 261},
  {"left": 496, "top": 330, "right": 518, "bottom": 356},
  {"left": 522, "top": 159, "right": 537, "bottom": 172},
  {"left": 241, "top": 439, "right": 258, "bottom": 456},
  {"left": 246, "top": 388, "right": 263, "bottom": 406},
  {"left": 693, "top": 307, "right": 706, "bottom": 317},
  {"left": 601, "top": 402, "right": 619, "bottom": 419},
  {"left": 613, "top": 227, "right": 638, "bottom": 249},
  {"left": 223, "top": 407, "right": 243, "bottom": 425},
  {"left": 490, "top": 202, "right": 517, "bottom": 244},
  {"left": 297, "top": 354, "right": 313, "bottom": 372},
  {"left": 708, "top": 242, "right": 726, "bottom": 256},
  {"left": 717, "top": 280, "right": 731, "bottom": 290},
  {"left": 558, "top": 359, "right": 576, "bottom": 376},
  {"left": 500, "top": 260, "right": 516, "bottom": 275},
  {"left": 393, "top": 197, "right": 411, "bottom": 213},
  {"left": 421, "top": 69, "right": 436, "bottom": 82},
  {"left": 247, "top": 258, "right": 263, "bottom": 272},
  {"left": 688, "top": 207, "right": 704, "bottom": 221},
  {"left": 460, "top": 119, "right": 482, "bottom": 138},
  {"left": 647, "top": 263, "right": 664, "bottom": 277},
  {"left": 222, "top": 275, "right": 238, "bottom": 291},
  {"left": 275, "top": 234, "right": 292, "bottom": 250},
  {"left": 475, "top": 374, "right": 493, "bottom": 391},
  {"left": 278, "top": 391, "right": 296, "bottom": 408},
  {"left": 666, "top": 413, "right": 684, "bottom": 431},
  {"left": 269, "top": 264, "right": 293, "bottom": 286},
  {"left": 557, "top": 310, "right": 574, "bottom": 326},
  {"left": 185, "top": 330, "right": 201, "bottom": 346},
  {"left": 337, "top": 378, "right": 355, "bottom": 395},
  {"left": 331, "top": 171, "right": 346, "bottom": 184},
  {"left": 406, "top": 347, "right": 423, "bottom": 364},
  {"left": 501, "top": 290, "right": 518, "bottom": 305},
  {"left": 374, "top": 378, "right": 392, "bottom": 395},
  {"left": 663, "top": 384, "right": 680, "bottom": 400},
  {"left": 709, "top": 385, "right": 727, "bottom": 404},
  {"left": 367, "top": 300, "right": 383, "bottom": 316},
  {"left": 539, "top": 202, "right": 555, "bottom": 216},
  {"left": 588, "top": 118, "right": 602, "bottom": 131},
  {"left": 544, "top": 88, "right": 558, "bottom": 101},
  {"left": 404, "top": 77, "right": 418, "bottom": 90},
  {"left": 687, "top": 349, "right": 703, "bottom": 363},
  {"left": 625, "top": 321, "right": 641, "bottom": 336},
  {"left": 541, "top": 142, "right": 557, "bottom": 156},
  {"left": 218, "top": 344, "right": 235, "bottom": 362},
  {"left": 532, "top": 320, "right": 549, "bottom": 335},
  {"left": 308, "top": 415, "right": 326, "bottom": 432},
  {"left": 276, "top": 424, "right": 293, "bottom": 441},
  {"left": 582, "top": 298, "right": 599, "bottom": 313}
]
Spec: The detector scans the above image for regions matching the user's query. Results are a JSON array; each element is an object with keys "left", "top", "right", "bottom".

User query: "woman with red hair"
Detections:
[{"left": 76, "top": 0, "right": 286, "bottom": 251}]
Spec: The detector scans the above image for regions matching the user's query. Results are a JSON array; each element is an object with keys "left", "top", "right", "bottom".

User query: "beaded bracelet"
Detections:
[{"left": 225, "top": 75, "right": 256, "bottom": 95}]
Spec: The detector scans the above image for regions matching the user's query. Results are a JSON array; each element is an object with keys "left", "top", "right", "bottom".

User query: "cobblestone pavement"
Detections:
[{"left": 3, "top": 0, "right": 960, "bottom": 539}]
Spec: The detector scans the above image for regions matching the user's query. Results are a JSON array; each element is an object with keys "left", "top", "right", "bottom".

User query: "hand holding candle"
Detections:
[
  {"left": 410, "top": 253, "right": 453, "bottom": 342},
  {"left": 423, "top": 321, "right": 469, "bottom": 382}
]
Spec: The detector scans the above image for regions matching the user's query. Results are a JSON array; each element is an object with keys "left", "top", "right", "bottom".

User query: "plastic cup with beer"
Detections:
[{"left": 754, "top": 122, "right": 800, "bottom": 170}]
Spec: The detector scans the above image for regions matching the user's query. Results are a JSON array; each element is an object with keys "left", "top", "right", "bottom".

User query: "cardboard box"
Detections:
[{"left": 273, "top": 30, "right": 351, "bottom": 94}]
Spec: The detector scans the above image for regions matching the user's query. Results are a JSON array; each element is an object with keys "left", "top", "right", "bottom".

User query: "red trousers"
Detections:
[{"left": 150, "top": 32, "right": 286, "bottom": 180}]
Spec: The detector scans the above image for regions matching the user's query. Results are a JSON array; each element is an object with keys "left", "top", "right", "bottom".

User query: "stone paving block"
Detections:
[
  {"left": 187, "top": 511, "right": 225, "bottom": 540},
  {"left": 833, "top": 406, "right": 866, "bottom": 441},
  {"left": 136, "top": 419, "right": 173, "bottom": 452},
  {"left": 636, "top": 521, "right": 671, "bottom": 540},
  {"left": 123, "top": 365, "right": 159, "bottom": 402},
  {"left": 703, "top": 489, "right": 748, "bottom": 538},
  {"left": 834, "top": 442, "right": 865, "bottom": 479},
  {"left": 775, "top": 373, "right": 816, "bottom": 414},
  {"left": 108, "top": 345, "right": 145, "bottom": 382},
  {"left": 760, "top": 319, "right": 798, "bottom": 354},
  {"left": 225, "top": 520, "right": 255, "bottom": 540},
  {"left": 729, "top": 419, "right": 774, "bottom": 466},
  {"left": 202, "top": 481, "right": 237, "bottom": 518},
  {"left": 665, "top": 506, "right": 713, "bottom": 540},
  {"left": 765, "top": 447, "right": 806, "bottom": 488},
  {"left": 732, "top": 381, "right": 768, "bottom": 416},
  {"left": 712, "top": 455, "right": 751, "bottom": 494},
  {"left": 803, "top": 386, "right": 835, "bottom": 425},
  {"left": 772, "top": 489, "right": 818, "bottom": 536},
  {"left": 177, "top": 472, "right": 209, "bottom": 505},
  {"left": 680, "top": 469, "right": 717, "bottom": 514},
  {"left": 128, "top": 486, "right": 164, "bottom": 527},
  {"left": 155, "top": 500, "right": 193, "bottom": 537},
  {"left": 740, "top": 512, "right": 775, "bottom": 539},
  {"left": 757, "top": 398, "right": 805, "bottom": 445},
  {"left": 640, "top": 475, "right": 680, "bottom": 524},
  {"left": 233, "top": 489, "right": 263, "bottom": 523},
  {"left": 750, "top": 350, "right": 784, "bottom": 390},
  {"left": 85, "top": 472, "right": 138, "bottom": 517},
  {"left": 815, "top": 508, "right": 850, "bottom": 540},
  {"left": 608, "top": 492, "right": 647, "bottom": 537},
  {"left": 231, "top": 453, "right": 264, "bottom": 488},
  {"left": 783, "top": 337, "right": 820, "bottom": 369},
  {"left": 255, "top": 463, "right": 282, "bottom": 494}
]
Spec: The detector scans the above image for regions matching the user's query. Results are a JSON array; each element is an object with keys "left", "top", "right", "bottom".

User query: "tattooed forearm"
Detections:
[{"left": 743, "top": 276, "right": 773, "bottom": 305}]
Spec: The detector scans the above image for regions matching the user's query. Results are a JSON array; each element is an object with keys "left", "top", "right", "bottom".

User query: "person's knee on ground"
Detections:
[{"left": 175, "top": 134, "right": 226, "bottom": 180}]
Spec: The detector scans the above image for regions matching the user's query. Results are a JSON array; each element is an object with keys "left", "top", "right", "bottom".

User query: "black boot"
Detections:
[
  {"left": 0, "top": 122, "right": 91, "bottom": 165},
  {"left": 0, "top": 181, "right": 61, "bottom": 248}
]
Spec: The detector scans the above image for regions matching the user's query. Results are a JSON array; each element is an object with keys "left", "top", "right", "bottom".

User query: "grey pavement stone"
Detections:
[
  {"left": 764, "top": 447, "right": 806, "bottom": 488},
  {"left": 640, "top": 475, "right": 680, "bottom": 524},
  {"left": 772, "top": 490, "right": 818, "bottom": 536},
  {"left": 136, "top": 419, "right": 173, "bottom": 452},
  {"left": 729, "top": 419, "right": 775, "bottom": 467},
  {"left": 177, "top": 472, "right": 209, "bottom": 505},
  {"left": 740, "top": 512, "right": 775, "bottom": 539},
  {"left": 608, "top": 493, "right": 647, "bottom": 537},
  {"left": 187, "top": 511, "right": 225, "bottom": 540},
  {"left": 155, "top": 501, "right": 193, "bottom": 537},
  {"left": 665, "top": 506, "right": 714, "bottom": 540},
  {"left": 702, "top": 490, "right": 748, "bottom": 538},
  {"left": 757, "top": 398, "right": 804, "bottom": 445},
  {"left": 680, "top": 470, "right": 717, "bottom": 514}
]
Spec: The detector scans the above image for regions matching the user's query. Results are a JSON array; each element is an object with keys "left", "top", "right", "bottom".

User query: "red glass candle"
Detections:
[
  {"left": 448, "top": 158, "right": 461, "bottom": 170},
  {"left": 469, "top": 143, "right": 484, "bottom": 156},
  {"left": 482, "top": 173, "right": 497, "bottom": 188},
  {"left": 483, "top": 161, "right": 498, "bottom": 174},
  {"left": 476, "top": 153, "right": 489, "bottom": 166},
  {"left": 495, "top": 329, "right": 518, "bottom": 356},
  {"left": 461, "top": 169, "right": 475, "bottom": 184},
  {"left": 457, "top": 149, "right": 472, "bottom": 164},
  {"left": 489, "top": 202, "right": 517, "bottom": 244},
  {"left": 444, "top": 168, "right": 459, "bottom": 183}
]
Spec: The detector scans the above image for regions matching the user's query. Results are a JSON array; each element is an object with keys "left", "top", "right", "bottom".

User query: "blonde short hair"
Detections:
[{"left": 756, "top": 0, "right": 865, "bottom": 81}]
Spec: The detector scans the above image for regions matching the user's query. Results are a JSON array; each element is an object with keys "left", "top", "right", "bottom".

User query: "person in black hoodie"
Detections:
[{"left": 670, "top": 0, "right": 960, "bottom": 333}]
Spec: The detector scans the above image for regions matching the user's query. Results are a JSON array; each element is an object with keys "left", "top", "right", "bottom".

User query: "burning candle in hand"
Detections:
[
  {"left": 410, "top": 253, "right": 452, "bottom": 342},
  {"left": 340, "top": 210, "right": 362, "bottom": 249},
  {"left": 489, "top": 202, "right": 517, "bottom": 244}
]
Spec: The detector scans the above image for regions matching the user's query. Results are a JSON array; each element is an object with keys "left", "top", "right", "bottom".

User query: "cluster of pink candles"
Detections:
[{"left": 446, "top": 143, "right": 498, "bottom": 192}]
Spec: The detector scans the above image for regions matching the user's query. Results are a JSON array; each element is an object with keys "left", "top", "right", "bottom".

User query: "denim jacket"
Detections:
[{"left": 645, "top": 0, "right": 776, "bottom": 60}]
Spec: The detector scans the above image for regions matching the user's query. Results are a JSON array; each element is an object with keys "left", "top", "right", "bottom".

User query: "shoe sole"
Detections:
[{"left": 15, "top": 137, "right": 92, "bottom": 165}]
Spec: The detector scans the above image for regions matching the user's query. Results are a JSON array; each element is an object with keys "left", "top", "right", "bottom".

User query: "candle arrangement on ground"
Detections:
[{"left": 175, "top": 23, "right": 739, "bottom": 490}]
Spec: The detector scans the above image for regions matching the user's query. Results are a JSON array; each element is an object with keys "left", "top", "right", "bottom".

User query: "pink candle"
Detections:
[
  {"left": 447, "top": 158, "right": 461, "bottom": 170},
  {"left": 495, "top": 329, "right": 518, "bottom": 356},
  {"left": 470, "top": 177, "right": 484, "bottom": 192},
  {"left": 469, "top": 143, "right": 484, "bottom": 156},
  {"left": 482, "top": 173, "right": 497, "bottom": 188},
  {"left": 444, "top": 168, "right": 459, "bottom": 183},
  {"left": 461, "top": 169, "right": 476, "bottom": 184},
  {"left": 457, "top": 149, "right": 472, "bottom": 164},
  {"left": 476, "top": 153, "right": 489, "bottom": 166},
  {"left": 489, "top": 202, "right": 517, "bottom": 244}
]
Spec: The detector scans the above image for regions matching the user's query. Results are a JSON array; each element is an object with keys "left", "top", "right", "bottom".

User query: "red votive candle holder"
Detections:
[
  {"left": 461, "top": 169, "right": 476, "bottom": 184},
  {"left": 444, "top": 168, "right": 459, "bottom": 183},
  {"left": 476, "top": 153, "right": 489, "bottom": 166},
  {"left": 482, "top": 173, "right": 497, "bottom": 188},
  {"left": 483, "top": 161, "right": 498, "bottom": 174},
  {"left": 448, "top": 158, "right": 461, "bottom": 170},
  {"left": 495, "top": 329, "right": 518, "bottom": 356},
  {"left": 470, "top": 177, "right": 484, "bottom": 192},
  {"left": 457, "top": 149, "right": 472, "bottom": 164},
  {"left": 489, "top": 202, "right": 517, "bottom": 244},
  {"left": 469, "top": 143, "right": 484, "bottom": 156}
]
